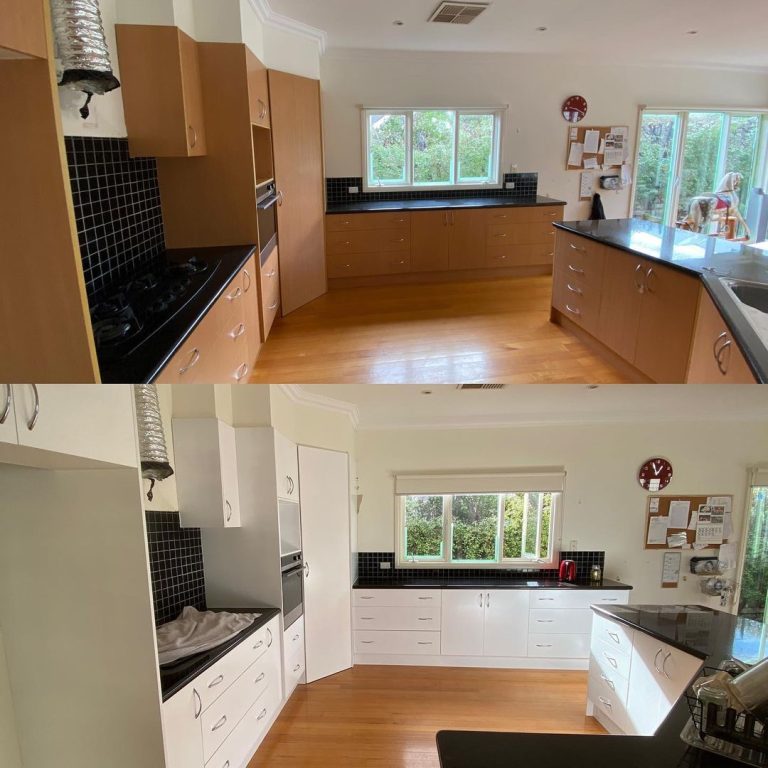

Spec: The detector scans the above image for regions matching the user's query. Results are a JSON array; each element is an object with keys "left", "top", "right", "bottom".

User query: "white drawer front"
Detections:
[
  {"left": 529, "top": 589, "right": 629, "bottom": 611},
  {"left": 353, "top": 605, "right": 441, "bottom": 631},
  {"left": 588, "top": 674, "right": 631, "bottom": 733},
  {"left": 198, "top": 621, "right": 276, "bottom": 713},
  {"left": 592, "top": 613, "right": 634, "bottom": 657},
  {"left": 353, "top": 589, "right": 441, "bottom": 607},
  {"left": 285, "top": 653, "right": 305, "bottom": 693},
  {"left": 591, "top": 637, "right": 632, "bottom": 682},
  {"left": 589, "top": 664, "right": 629, "bottom": 704},
  {"left": 527, "top": 633, "right": 590, "bottom": 658},
  {"left": 284, "top": 616, "right": 305, "bottom": 660},
  {"left": 529, "top": 609, "right": 592, "bottom": 635},
  {"left": 354, "top": 630, "right": 440, "bottom": 655}
]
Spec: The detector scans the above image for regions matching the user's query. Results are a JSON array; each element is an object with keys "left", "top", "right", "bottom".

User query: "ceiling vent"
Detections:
[
  {"left": 456, "top": 384, "right": 506, "bottom": 390},
  {"left": 429, "top": 2, "right": 491, "bottom": 24}
]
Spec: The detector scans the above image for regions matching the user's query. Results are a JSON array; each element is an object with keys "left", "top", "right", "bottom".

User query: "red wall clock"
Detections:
[
  {"left": 562, "top": 95, "right": 588, "bottom": 123},
  {"left": 638, "top": 457, "right": 673, "bottom": 492}
]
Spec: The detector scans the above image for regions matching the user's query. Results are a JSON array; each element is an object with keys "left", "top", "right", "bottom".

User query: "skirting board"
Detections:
[{"left": 353, "top": 654, "right": 589, "bottom": 670}]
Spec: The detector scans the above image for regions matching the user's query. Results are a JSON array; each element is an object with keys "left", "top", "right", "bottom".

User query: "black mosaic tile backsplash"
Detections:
[
  {"left": 146, "top": 511, "right": 206, "bottom": 627},
  {"left": 357, "top": 550, "right": 605, "bottom": 583},
  {"left": 65, "top": 136, "right": 166, "bottom": 298},
  {"left": 326, "top": 173, "right": 538, "bottom": 205}
]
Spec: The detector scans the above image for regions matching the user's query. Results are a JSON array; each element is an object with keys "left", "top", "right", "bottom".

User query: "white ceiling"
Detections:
[
  {"left": 269, "top": 0, "right": 768, "bottom": 68},
  {"left": 297, "top": 385, "right": 768, "bottom": 429}
]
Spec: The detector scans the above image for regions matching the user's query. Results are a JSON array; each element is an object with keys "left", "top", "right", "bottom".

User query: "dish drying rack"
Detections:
[{"left": 681, "top": 665, "right": 768, "bottom": 767}]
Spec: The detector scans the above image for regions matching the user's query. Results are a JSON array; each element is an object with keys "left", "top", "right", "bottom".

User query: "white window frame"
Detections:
[
  {"left": 362, "top": 107, "right": 505, "bottom": 193},
  {"left": 395, "top": 490, "right": 562, "bottom": 570}
]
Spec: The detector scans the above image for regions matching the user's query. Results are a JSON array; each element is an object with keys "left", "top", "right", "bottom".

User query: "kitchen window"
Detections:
[
  {"left": 394, "top": 472, "right": 563, "bottom": 568},
  {"left": 363, "top": 108, "right": 504, "bottom": 192}
]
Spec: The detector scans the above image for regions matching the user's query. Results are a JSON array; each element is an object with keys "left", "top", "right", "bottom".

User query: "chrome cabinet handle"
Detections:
[
  {"left": 567, "top": 264, "right": 585, "bottom": 274},
  {"left": 293, "top": 633, "right": 300, "bottom": 641},
  {"left": 208, "top": 674, "right": 225, "bottom": 688},
  {"left": 257, "top": 708, "right": 267, "bottom": 721},
  {"left": 27, "top": 384, "right": 39, "bottom": 431},
  {"left": 293, "top": 664, "right": 301, "bottom": 672},
  {"left": 179, "top": 348, "right": 200, "bottom": 375},
  {"left": 212, "top": 715, "right": 227, "bottom": 732},
  {"left": 478, "top": 592, "right": 483, "bottom": 607},
  {"left": 225, "top": 500, "right": 232, "bottom": 522},
  {"left": 360, "top": 596, "right": 374, "bottom": 600},
  {"left": 538, "top": 598, "right": 555, "bottom": 601},
  {"left": 277, "top": 190, "right": 285, "bottom": 206},
  {"left": 495, "top": 233, "right": 508, "bottom": 238},
  {"left": 193, "top": 688, "right": 202, "bottom": 719},
  {"left": 566, "top": 283, "right": 583, "bottom": 295},
  {"left": 569, "top": 243, "right": 586, "bottom": 252},
  {"left": 253, "top": 639, "right": 264, "bottom": 650},
  {"left": 602, "top": 598, "right": 618, "bottom": 602},
  {"left": 243, "top": 268, "right": 252, "bottom": 292},
  {"left": 235, "top": 363, "right": 249, "bottom": 382},
  {"left": 267, "top": 628, "right": 273, "bottom": 647},
  {"left": 360, "top": 617, "right": 374, "bottom": 621},
  {"left": 713, "top": 331, "right": 728, "bottom": 359},
  {"left": 604, "top": 653, "right": 618, "bottom": 668},
  {"left": 716, "top": 341, "right": 732, "bottom": 375},
  {"left": 257, "top": 98, "right": 267, "bottom": 119},
  {"left": 645, "top": 267, "right": 657, "bottom": 293},
  {"left": 536, "top": 619, "right": 555, "bottom": 623},
  {"left": 536, "top": 644, "right": 553, "bottom": 648},
  {"left": 608, "top": 632, "right": 620, "bottom": 644},
  {"left": 417, "top": 641, "right": 433, "bottom": 645},
  {"left": 417, "top": 596, "right": 433, "bottom": 600},
  {"left": 188, "top": 125, "right": 197, "bottom": 148},
  {"left": 417, "top": 617, "right": 433, "bottom": 621},
  {"left": 231, "top": 323, "right": 246, "bottom": 339},
  {"left": 227, "top": 287, "right": 242, "bottom": 301},
  {"left": 565, "top": 304, "right": 582, "bottom": 316},
  {"left": 485, "top": 593, "right": 490, "bottom": 608},
  {"left": 633, "top": 263, "right": 646, "bottom": 293},
  {"left": 654, "top": 648, "right": 663, "bottom": 673},
  {"left": 600, "top": 673, "right": 616, "bottom": 691},
  {"left": 255, "top": 672, "right": 266, "bottom": 683},
  {"left": 267, "top": 269, "right": 276, "bottom": 279},
  {"left": 361, "top": 640, "right": 375, "bottom": 644},
  {"left": 662, "top": 652, "right": 672, "bottom": 679},
  {"left": 269, "top": 300, "right": 279, "bottom": 310},
  {"left": 0, "top": 385, "right": 10, "bottom": 425},
  {"left": 304, "top": 562, "right": 309, "bottom": 578}
]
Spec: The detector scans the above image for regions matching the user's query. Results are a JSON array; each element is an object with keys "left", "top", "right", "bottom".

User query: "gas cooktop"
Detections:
[{"left": 89, "top": 254, "right": 222, "bottom": 365}]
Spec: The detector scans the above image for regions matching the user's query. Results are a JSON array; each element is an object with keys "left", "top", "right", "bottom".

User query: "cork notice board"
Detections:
[
  {"left": 644, "top": 494, "right": 733, "bottom": 550},
  {"left": 565, "top": 125, "right": 629, "bottom": 171}
]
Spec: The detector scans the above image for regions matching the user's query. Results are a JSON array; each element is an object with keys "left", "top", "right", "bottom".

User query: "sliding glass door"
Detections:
[{"left": 738, "top": 483, "right": 768, "bottom": 624}]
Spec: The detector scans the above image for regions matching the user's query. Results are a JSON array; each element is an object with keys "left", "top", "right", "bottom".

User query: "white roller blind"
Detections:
[
  {"left": 394, "top": 470, "right": 565, "bottom": 495},
  {"left": 750, "top": 466, "right": 768, "bottom": 487}
]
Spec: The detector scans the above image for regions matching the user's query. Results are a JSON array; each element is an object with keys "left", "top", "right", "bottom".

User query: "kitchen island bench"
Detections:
[{"left": 437, "top": 604, "right": 767, "bottom": 768}]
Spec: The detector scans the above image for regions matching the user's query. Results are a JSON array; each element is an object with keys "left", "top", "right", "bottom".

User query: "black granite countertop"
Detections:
[
  {"left": 354, "top": 577, "right": 631, "bottom": 591},
  {"left": 555, "top": 218, "right": 768, "bottom": 383},
  {"left": 326, "top": 195, "right": 566, "bottom": 214},
  {"left": 159, "top": 607, "right": 280, "bottom": 701},
  {"left": 437, "top": 604, "right": 768, "bottom": 768},
  {"left": 98, "top": 244, "right": 257, "bottom": 384}
]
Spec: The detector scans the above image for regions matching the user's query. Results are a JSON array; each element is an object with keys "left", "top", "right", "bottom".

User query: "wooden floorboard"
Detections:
[
  {"left": 250, "top": 277, "right": 629, "bottom": 383},
  {"left": 249, "top": 665, "right": 605, "bottom": 768}
]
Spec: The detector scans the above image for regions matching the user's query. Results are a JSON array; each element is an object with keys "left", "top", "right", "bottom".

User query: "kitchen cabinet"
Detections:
[
  {"left": 596, "top": 249, "right": 644, "bottom": 362},
  {"left": 242, "top": 253, "right": 263, "bottom": 367},
  {"left": 440, "top": 590, "right": 485, "bottom": 656},
  {"left": 0, "top": 386, "right": 18, "bottom": 446},
  {"left": 275, "top": 431, "right": 299, "bottom": 501},
  {"left": 9, "top": 385, "right": 137, "bottom": 467},
  {"left": 298, "top": 445, "right": 353, "bottom": 683},
  {"left": 172, "top": 418, "right": 241, "bottom": 528},
  {"left": 116, "top": 25, "right": 207, "bottom": 158},
  {"left": 449, "top": 210, "right": 487, "bottom": 271},
  {"left": 259, "top": 246, "right": 281, "bottom": 341},
  {"left": 1, "top": 0, "right": 47, "bottom": 58},
  {"left": 246, "top": 47, "right": 270, "bottom": 129},
  {"left": 687, "top": 290, "right": 757, "bottom": 383},
  {"left": 411, "top": 211, "right": 452, "bottom": 273},
  {"left": 284, "top": 616, "right": 306, "bottom": 698},
  {"left": 162, "top": 681, "right": 205, "bottom": 768},
  {"left": 269, "top": 70, "right": 327, "bottom": 315}
]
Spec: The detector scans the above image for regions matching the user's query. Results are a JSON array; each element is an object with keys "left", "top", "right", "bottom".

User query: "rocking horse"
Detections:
[{"left": 679, "top": 172, "right": 752, "bottom": 240}]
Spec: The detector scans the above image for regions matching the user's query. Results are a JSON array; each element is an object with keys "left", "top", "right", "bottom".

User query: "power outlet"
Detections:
[
  {"left": 569, "top": 539, "right": 578, "bottom": 551},
  {"left": 348, "top": 186, "right": 360, "bottom": 194},
  {"left": 379, "top": 561, "right": 391, "bottom": 570},
  {"left": 505, "top": 181, "right": 515, "bottom": 190}
]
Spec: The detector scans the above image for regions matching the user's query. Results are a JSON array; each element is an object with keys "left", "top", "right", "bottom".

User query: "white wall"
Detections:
[
  {"left": 355, "top": 418, "right": 768, "bottom": 607},
  {"left": 320, "top": 49, "right": 768, "bottom": 219},
  {"left": 0, "top": 631, "right": 21, "bottom": 768},
  {"left": 264, "top": 27, "right": 321, "bottom": 80}
]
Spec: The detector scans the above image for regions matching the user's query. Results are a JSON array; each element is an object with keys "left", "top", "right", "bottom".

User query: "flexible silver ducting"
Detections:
[
  {"left": 50, "top": 0, "right": 120, "bottom": 118},
  {"left": 134, "top": 385, "right": 174, "bottom": 502}
]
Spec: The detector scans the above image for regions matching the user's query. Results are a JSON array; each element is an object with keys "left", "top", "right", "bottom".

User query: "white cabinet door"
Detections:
[
  {"left": 12, "top": 384, "right": 137, "bottom": 467},
  {"left": 162, "top": 681, "right": 204, "bottom": 768},
  {"left": 275, "top": 431, "right": 299, "bottom": 501},
  {"left": 0, "top": 385, "right": 18, "bottom": 446},
  {"left": 440, "top": 590, "right": 484, "bottom": 656},
  {"left": 656, "top": 643, "right": 702, "bottom": 714},
  {"left": 298, "top": 445, "right": 352, "bottom": 683},
  {"left": 626, "top": 630, "right": 665, "bottom": 735},
  {"left": 483, "top": 591, "right": 529, "bottom": 657},
  {"left": 217, "top": 421, "right": 241, "bottom": 527}
]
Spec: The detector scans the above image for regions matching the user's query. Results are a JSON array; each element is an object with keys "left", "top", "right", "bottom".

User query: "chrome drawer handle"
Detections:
[
  {"left": 227, "top": 287, "right": 242, "bottom": 301},
  {"left": 600, "top": 674, "right": 616, "bottom": 691},
  {"left": 536, "top": 644, "right": 553, "bottom": 648},
  {"left": 193, "top": 688, "right": 202, "bottom": 719},
  {"left": 231, "top": 323, "right": 246, "bottom": 339},
  {"left": 208, "top": 674, "right": 224, "bottom": 688},
  {"left": 567, "top": 264, "right": 585, "bottom": 274},
  {"left": 598, "top": 697, "right": 613, "bottom": 710},
  {"left": 566, "top": 283, "right": 583, "bottom": 295},
  {"left": 633, "top": 263, "right": 646, "bottom": 292},
  {"left": 608, "top": 632, "right": 620, "bottom": 643},
  {"left": 536, "top": 620, "right": 555, "bottom": 623},
  {"left": 225, "top": 500, "right": 232, "bottom": 521},
  {"left": 269, "top": 301, "right": 279, "bottom": 310},
  {"left": 662, "top": 652, "right": 672, "bottom": 679},
  {"left": 417, "top": 597, "right": 432, "bottom": 600},
  {"left": 361, "top": 640, "right": 375, "bottom": 644},
  {"left": 417, "top": 617, "right": 433, "bottom": 621},
  {"left": 538, "top": 598, "right": 555, "bottom": 601},
  {"left": 569, "top": 243, "right": 586, "bottom": 252},
  {"left": 235, "top": 363, "right": 249, "bottom": 382},
  {"left": 254, "top": 640, "right": 264, "bottom": 650},
  {"left": 645, "top": 267, "right": 657, "bottom": 293},
  {"left": 257, "top": 708, "right": 267, "bottom": 721},
  {"left": 293, "top": 664, "right": 301, "bottom": 672},
  {"left": 223, "top": 762, "right": 230, "bottom": 768},
  {"left": 179, "top": 348, "right": 200, "bottom": 375},
  {"left": 212, "top": 715, "right": 228, "bottom": 732},
  {"left": 360, "top": 596, "right": 375, "bottom": 600},
  {"left": 0, "top": 385, "right": 10, "bottom": 425},
  {"left": 495, "top": 233, "right": 508, "bottom": 238},
  {"left": 243, "top": 268, "right": 252, "bottom": 293},
  {"left": 602, "top": 598, "right": 618, "bottom": 602},
  {"left": 27, "top": 384, "right": 40, "bottom": 431},
  {"left": 360, "top": 617, "right": 374, "bottom": 621},
  {"left": 417, "top": 642, "right": 433, "bottom": 645},
  {"left": 293, "top": 634, "right": 300, "bottom": 641},
  {"left": 267, "top": 628, "right": 273, "bottom": 647},
  {"left": 257, "top": 98, "right": 267, "bottom": 119},
  {"left": 188, "top": 125, "right": 197, "bottom": 148},
  {"left": 565, "top": 304, "right": 582, "bottom": 316},
  {"left": 255, "top": 672, "right": 266, "bottom": 683},
  {"left": 604, "top": 653, "right": 618, "bottom": 668},
  {"left": 267, "top": 269, "right": 276, "bottom": 278}
]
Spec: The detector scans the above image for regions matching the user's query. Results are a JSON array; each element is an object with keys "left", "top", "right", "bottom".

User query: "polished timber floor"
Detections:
[
  {"left": 249, "top": 277, "right": 629, "bottom": 384},
  {"left": 249, "top": 666, "right": 605, "bottom": 768}
]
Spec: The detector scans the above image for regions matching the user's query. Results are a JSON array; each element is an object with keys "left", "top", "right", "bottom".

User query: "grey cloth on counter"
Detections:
[{"left": 157, "top": 607, "right": 262, "bottom": 665}]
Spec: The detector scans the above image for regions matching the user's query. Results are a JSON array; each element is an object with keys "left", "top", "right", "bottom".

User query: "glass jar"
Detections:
[{"left": 590, "top": 564, "right": 602, "bottom": 583}]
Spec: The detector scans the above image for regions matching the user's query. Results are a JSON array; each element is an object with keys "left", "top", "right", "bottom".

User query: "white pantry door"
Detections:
[{"left": 298, "top": 445, "right": 352, "bottom": 683}]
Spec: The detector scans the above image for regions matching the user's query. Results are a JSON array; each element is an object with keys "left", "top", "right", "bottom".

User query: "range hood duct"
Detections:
[
  {"left": 50, "top": 0, "right": 120, "bottom": 119},
  {"left": 134, "top": 385, "right": 174, "bottom": 502}
]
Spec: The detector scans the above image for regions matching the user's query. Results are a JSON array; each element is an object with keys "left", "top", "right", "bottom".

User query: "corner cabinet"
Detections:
[{"left": 172, "top": 418, "right": 241, "bottom": 528}]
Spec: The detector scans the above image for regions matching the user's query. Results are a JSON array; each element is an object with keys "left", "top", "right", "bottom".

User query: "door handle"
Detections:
[
  {"left": 267, "top": 628, "right": 273, "bottom": 647},
  {"left": 633, "top": 263, "right": 646, "bottom": 293},
  {"left": 0, "top": 385, "right": 10, "bottom": 425},
  {"left": 26, "top": 384, "right": 40, "bottom": 431},
  {"left": 304, "top": 562, "right": 309, "bottom": 578},
  {"left": 662, "top": 652, "right": 672, "bottom": 679},
  {"left": 654, "top": 648, "right": 663, "bottom": 673},
  {"left": 193, "top": 688, "right": 202, "bottom": 719},
  {"left": 485, "top": 593, "right": 490, "bottom": 608},
  {"left": 225, "top": 500, "right": 232, "bottom": 521},
  {"left": 478, "top": 592, "right": 483, "bottom": 607},
  {"left": 645, "top": 267, "right": 657, "bottom": 293}
]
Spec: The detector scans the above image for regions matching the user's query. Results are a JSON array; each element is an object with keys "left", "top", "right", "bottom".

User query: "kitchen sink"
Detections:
[{"left": 724, "top": 279, "right": 768, "bottom": 314}]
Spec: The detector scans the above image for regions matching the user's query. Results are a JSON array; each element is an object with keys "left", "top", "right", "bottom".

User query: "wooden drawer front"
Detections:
[
  {"left": 588, "top": 674, "right": 631, "bottom": 732},
  {"left": 529, "top": 609, "right": 592, "bottom": 635},
  {"left": 529, "top": 206, "right": 564, "bottom": 223},
  {"left": 591, "top": 637, "right": 632, "bottom": 682},
  {"left": 488, "top": 222, "right": 557, "bottom": 246},
  {"left": 327, "top": 252, "right": 382, "bottom": 279},
  {"left": 354, "top": 589, "right": 442, "bottom": 608},
  {"left": 589, "top": 665, "right": 630, "bottom": 705},
  {"left": 554, "top": 233, "right": 603, "bottom": 283},
  {"left": 528, "top": 633, "right": 590, "bottom": 658},
  {"left": 353, "top": 605, "right": 441, "bottom": 632},
  {"left": 260, "top": 248, "right": 280, "bottom": 341},
  {"left": 215, "top": 279, "right": 250, "bottom": 383},
  {"left": 486, "top": 243, "right": 554, "bottom": 268},
  {"left": 592, "top": 614, "right": 634, "bottom": 657},
  {"left": 327, "top": 229, "right": 410, "bottom": 256},
  {"left": 354, "top": 630, "right": 440, "bottom": 655},
  {"left": 484, "top": 206, "right": 563, "bottom": 225},
  {"left": 380, "top": 252, "right": 411, "bottom": 274},
  {"left": 326, "top": 212, "right": 411, "bottom": 232}
]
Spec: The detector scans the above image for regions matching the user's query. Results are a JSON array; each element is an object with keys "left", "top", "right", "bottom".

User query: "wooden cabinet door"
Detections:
[
  {"left": 597, "top": 250, "right": 643, "bottom": 362},
  {"left": 411, "top": 211, "right": 451, "bottom": 273},
  {"left": 483, "top": 591, "right": 529, "bottom": 657},
  {"left": 634, "top": 264, "right": 700, "bottom": 383},
  {"left": 242, "top": 255, "right": 262, "bottom": 370},
  {"left": 246, "top": 48, "right": 270, "bottom": 128},
  {"left": 0, "top": 385, "right": 18, "bottom": 446},
  {"left": 1, "top": 0, "right": 47, "bottom": 58},
  {"left": 440, "top": 590, "right": 484, "bottom": 656},
  {"left": 687, "top": 290, "right": 757, "bottom": 383},
  {"left": 449, "top": 209, "right": 486, "bottom": 270},
  {"left": 298, "top": 446, "right": 353, "bottom": 683},
  {"left": 177, "top": 29, "right": 207, "bottom": 156},
  {"left": 269, "top": 70, "right": 326, "bottom": 315}
]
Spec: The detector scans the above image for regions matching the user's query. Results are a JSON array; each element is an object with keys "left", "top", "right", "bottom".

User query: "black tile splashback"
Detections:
[
  {"left": 326, "top": 173, "right": 538, "bottom": 205},
  {"left": 357, "top": 550, "right": 605, "bottom": 583},
  {"left": 146, "top": 511, "right": 206, "bottom": 627},
  {"left": 64, "top": 136, "right": 165, "bottom": 299}
]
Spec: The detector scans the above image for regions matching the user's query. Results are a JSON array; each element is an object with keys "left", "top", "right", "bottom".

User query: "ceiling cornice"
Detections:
[
  {"left": 278, "top": 385, "right": 359, "bottom": 428},
  {"left": 248, "top": 0, "right": 327, "bottom": 54}
]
